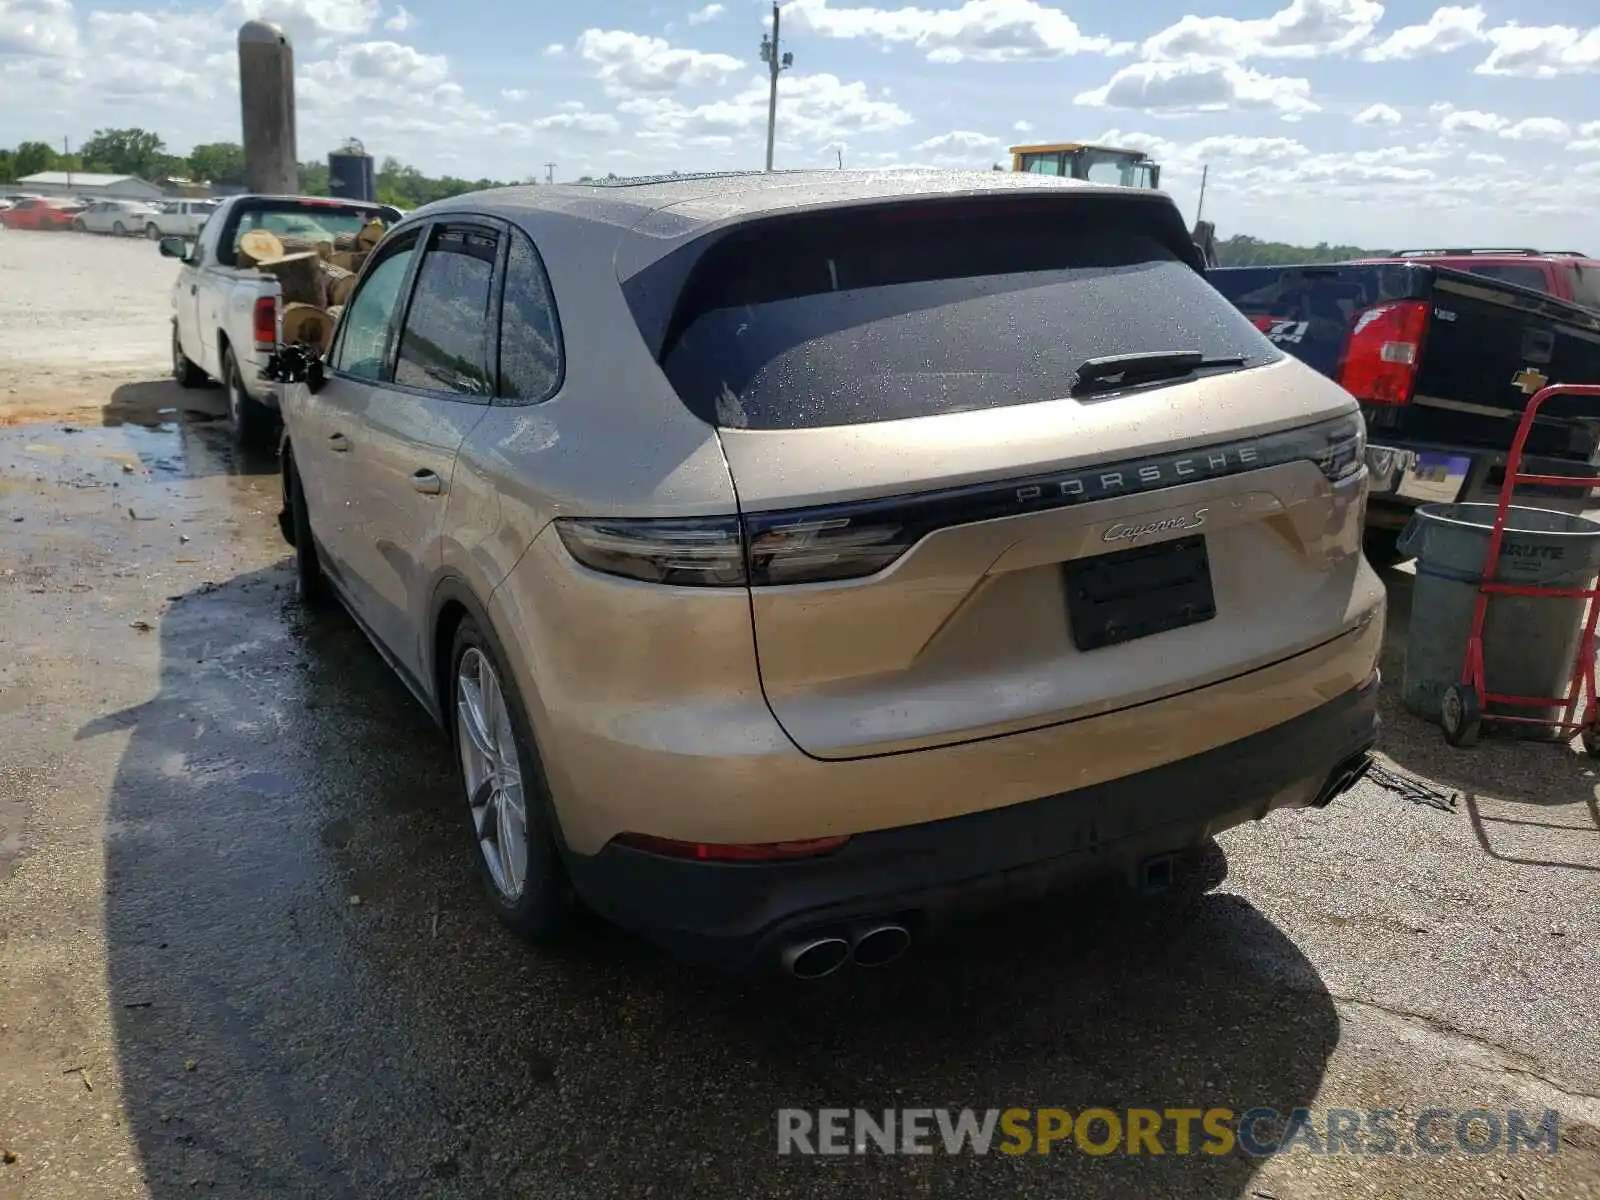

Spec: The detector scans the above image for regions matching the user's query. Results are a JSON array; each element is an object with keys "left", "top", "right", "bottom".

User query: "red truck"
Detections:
[{"left": 1350, "top": 248, "right": 1600, "bottom": 312}]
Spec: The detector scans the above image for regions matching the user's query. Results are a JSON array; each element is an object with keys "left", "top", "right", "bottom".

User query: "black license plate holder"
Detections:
[{"left": 1063, "top": 535, "right": 1217, "bottom": 651}]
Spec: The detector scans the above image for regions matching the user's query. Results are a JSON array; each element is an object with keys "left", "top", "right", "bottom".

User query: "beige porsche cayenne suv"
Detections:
[{"left": 276, "top": 170, "right": 1384, "bottom": 978}]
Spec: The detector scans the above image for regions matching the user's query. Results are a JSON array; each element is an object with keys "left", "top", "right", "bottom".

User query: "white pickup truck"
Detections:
[
  {"left": 160, "top": 194, "right": 401, "bottom": 448},
  {"left": 143, "top": 198, "right": 220, "bottom": 240}
]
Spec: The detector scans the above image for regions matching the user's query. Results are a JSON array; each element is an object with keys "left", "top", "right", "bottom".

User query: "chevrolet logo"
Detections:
[{"left": 1511, "top": 367, "right": 1549, "bottom": 396}]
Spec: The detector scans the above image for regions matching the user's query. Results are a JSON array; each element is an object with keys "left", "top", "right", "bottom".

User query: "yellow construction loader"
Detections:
[{"left": 1005, "top": 141, "right": 1217, "bottom": 266}]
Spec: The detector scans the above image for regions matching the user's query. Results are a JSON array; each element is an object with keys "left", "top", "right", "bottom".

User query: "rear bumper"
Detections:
[
  {"left": 565, "top": 670, "right": 1381, "bottom": 972},
  {"left": 1366, "top": 441, "right": 1597, "bottom": 528}
]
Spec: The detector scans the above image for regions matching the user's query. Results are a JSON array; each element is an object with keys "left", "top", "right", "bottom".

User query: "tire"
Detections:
[
  {"left": 1441, "top": 682, "right": 1482, "bottom": 748},
  {"left": 1363, "top": 528, "right": 1409, "bottom": 568},
  {"left": 71, "top": 219, "right": 86, "bottom": 232},
  {"left": 171, "top": 323, "right": 206, "bottom": 388},
  {"left": 113, "top": 220, "right": 126, "bottom": 236},
  {"left": 283, "top": 453, "right": 330, "bottom": 606},
  {"left": 450, "top": 617, "right": 574, "bottom": 941},
  {"left": 146, "top": 224, "right": 161, "bottom": 240},
  {"left": 221, "top": 345, "right": 278, "bottom": 451}
]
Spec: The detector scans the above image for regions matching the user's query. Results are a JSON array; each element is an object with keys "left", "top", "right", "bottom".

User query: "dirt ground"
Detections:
[
  {"left": 1, "top": 229, "right": 1598, "bottom": 1200},
  {"left": 0, "top": 228, "right": 179, "bottom": 425}
]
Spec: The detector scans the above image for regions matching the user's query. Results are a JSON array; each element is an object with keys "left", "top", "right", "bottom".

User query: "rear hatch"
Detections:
[{"left": 656, "top": 195, "right": 1366, "bottom": 760}]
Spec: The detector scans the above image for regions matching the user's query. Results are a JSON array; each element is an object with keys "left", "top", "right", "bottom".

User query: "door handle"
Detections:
[
  {"left": 328, "top": 432, "right": 350, "bottom": 452},
  {"left": 190, "top": 285, "right": 197, "bottom": 295},
  {"left": 411, "top": 470, "right": 444, "bottom": 495}
]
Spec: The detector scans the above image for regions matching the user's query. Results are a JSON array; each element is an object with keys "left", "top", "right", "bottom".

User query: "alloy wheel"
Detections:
[{"left": 456, "top": 648, "right": 529, "bottom": 900}]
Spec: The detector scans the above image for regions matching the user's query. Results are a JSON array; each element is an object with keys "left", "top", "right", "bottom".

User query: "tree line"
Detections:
[
  {"left": 1212, "top": 234, "right": 1388, "bottom": 267},
  {"left": 0, "top": 127, "right": 526, "bottom": 210},
  {"left": 4, "top": 128, "right": 1392, "bottom": 262}
]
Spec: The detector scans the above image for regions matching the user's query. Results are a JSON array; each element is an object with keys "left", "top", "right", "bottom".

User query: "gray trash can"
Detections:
[{"left": 1398, "top": 502, "right": 1600, "bottom": 735}]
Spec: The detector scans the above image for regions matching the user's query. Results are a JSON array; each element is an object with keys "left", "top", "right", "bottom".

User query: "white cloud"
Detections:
[
  {"left": 0, "top": 0, "right": 78, "bottom": 55},
  {"left": 786, "top": 0, "right": 1133, "bottom": 63},
  {"left": 910, "top": 130, "right": 1006, "bottom": 164},
  {"left": 501, "top": 87, "right": 528, "bottom": 102},
  {"left": 1012, "top": 119, "right": 1033, "bottom": 132},
  {"left": 1466, "top": 151, "right": 1506, "bottom": 164},
  {"left": 557, "top": 99, "right": 585, "bottom": 112},
  {"left": 1360, "top": 5, "right": 1484, "bottom": 62},
  {"left": 1354, "top": 102, "right": 1401, "bottom": 125},
  {"left": 227, "top": 0, "right": 381, "bottom": 43},
  {"left": 528, "top": 110, "right": 621, "bottom": 135},
  {"left": 384, "top": 4, "right": 414, "bottom": 32},
  {"left": 1187, "top": 134, "right": 1310, "bottom": 160},
  {"left": 576, "top": 28, "right": 744, "bottom": 96},
  {"left": 1432, "top": 108, "right": 1575, "bottom": 143},
  {"left": 1438, "top": 107, "right": 1505, "bottom": 134},
  {"left": 1477, "top": 22, "right": 1600, "bottom": 77},
  {"left": 544, "top": 42, "right": 565, "bottom": 56},
  {"left": 617, "top": 71, "right": 911, "bottom": 154},
  {"left": 1075, "top": 58, "right": 1319, "bottom": 119},
  {"left": 1498, "top": 117, "right": 1570, "bottom": 142},
  {"left": 1142, "top": 0, "right": 1384, "bottom": 61},
  {"left": 687, "top": 3, "right": 724, "bottom": 23}
]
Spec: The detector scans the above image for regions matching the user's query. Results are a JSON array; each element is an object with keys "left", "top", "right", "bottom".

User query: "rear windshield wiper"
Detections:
[{"left": 1073, "top": 350, "right": 1247, "bottom": 394}]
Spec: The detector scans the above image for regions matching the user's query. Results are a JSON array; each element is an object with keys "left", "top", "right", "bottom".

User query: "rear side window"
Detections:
[
  {"left": 1460, "top": 263, "right": 1550, "bottom": 294},
  {"left": 1570, "top": 264, "right": 1600, "bottom": 312},
  {"left": 394, "top": 225, "right": 500, "bottom": 396},
  {"left": 496, "top": 229, "right": 562, "bottom": 403},
  {"left": 659, "top": 201, "right": 1277, "bottom": 430}
]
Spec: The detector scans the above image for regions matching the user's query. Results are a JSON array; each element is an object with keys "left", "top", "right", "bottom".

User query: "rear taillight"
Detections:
[
  {"left": 252, "top": 296, "right": 277, "bottom": 349},
  {"left": 554, "top": 513, "right": 914, "bottom": 588},
  {"left": 1336, "top": 300, "right": 1428, "bottom": 405},
  {"left": 554, "top": 517, "right": 745, "bottom": 586},
  {"left": 612, "top": 832, "right": 849, "bottom": 861}
]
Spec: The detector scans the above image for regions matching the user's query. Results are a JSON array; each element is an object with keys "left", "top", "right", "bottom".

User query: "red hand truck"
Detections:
[{"left": 1441, "top": 382, "right": 1600, "bottom": 750}]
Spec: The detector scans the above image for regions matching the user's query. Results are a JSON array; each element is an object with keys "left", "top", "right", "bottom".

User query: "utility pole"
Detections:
[
  {"left": 544, "top": 161, "right": 556, "bottom": 185},
  {"left": 758, "top": 2, "right": 793, "bottom": 172},
  {"left": 64, "top": 137, "right": 72, "bottom": 190},
  {"left": 836, "top": 147, "right": 843, "bottom": 170},
  {"left": 1195, "top": 164, "right": 1208, "bottom": 224}
]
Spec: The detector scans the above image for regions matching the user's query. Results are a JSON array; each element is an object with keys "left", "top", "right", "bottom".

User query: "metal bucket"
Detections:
[{"left": 1398, "top": 503, "right": 1600, "bottom": 732}]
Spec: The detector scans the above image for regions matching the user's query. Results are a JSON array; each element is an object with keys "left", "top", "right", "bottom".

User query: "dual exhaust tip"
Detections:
[
  {"left": 780, "top": 922, "right": 911, "bottom": 979},
  {"left": 1312, "top": 750, "right": 1374, "bottom": 808}
]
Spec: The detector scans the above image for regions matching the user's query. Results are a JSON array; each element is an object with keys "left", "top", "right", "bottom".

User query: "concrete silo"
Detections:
[{"left": 238, "top": 20, "right": 298, "bottom": 196}]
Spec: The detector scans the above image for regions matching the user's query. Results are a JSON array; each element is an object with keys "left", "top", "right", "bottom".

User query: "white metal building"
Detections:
[{"left": 13, "top": 172, "right": 165, "bottom": 201}]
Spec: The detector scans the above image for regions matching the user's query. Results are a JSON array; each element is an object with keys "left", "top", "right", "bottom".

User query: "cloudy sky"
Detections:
[{"left": 2, "top": 0, "right": 1598, "bottom": 248}]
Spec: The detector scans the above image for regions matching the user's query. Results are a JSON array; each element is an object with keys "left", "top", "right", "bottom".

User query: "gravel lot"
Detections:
[
  {"left": 0, "top": 231, "right": 1597, "bottom": 1200},
  {"left": 0, "top": 228, "right": 179, "bottom": 423}
]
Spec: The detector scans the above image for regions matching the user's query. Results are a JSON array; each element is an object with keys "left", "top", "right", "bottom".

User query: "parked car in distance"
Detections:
[
  {"left": 1208, "top": 260, "right": 1600, "bottom": 565},
  {"left": 72, "top": 199, "right": 162, "bottom": 236},
  {"left": 1350, "top": 247, "right": 1600, "bottom": 313},
  {"left": 144, "top": 198, "right": 219, "bottom": 241},
  {"left": 272, "top": 171, "right": 1385, "bottom": 977},
  {"left": 162, "top": 193, "right": 402, "bottom": 448},
  {"left": 0, "top": 197, "right": 85, "bottom": 231}
]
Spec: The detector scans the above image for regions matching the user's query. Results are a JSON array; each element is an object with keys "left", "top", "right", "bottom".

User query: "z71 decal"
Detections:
[{"left": 1248, "top": 316, "right": 1311, "bottom": 345}]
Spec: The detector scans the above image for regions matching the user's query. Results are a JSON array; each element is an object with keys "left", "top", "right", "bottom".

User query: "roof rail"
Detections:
[
  {"left": 1394, "top": 247, "right": 1591, "bottom": 258},
  {"left": 1394, "top": 248, "right": 1544, "bottom": 257}
]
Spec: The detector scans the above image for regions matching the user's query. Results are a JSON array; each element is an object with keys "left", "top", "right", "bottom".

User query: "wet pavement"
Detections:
[{"left": 2, "top": 388, "right": 1599, "bottom": 1199}]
